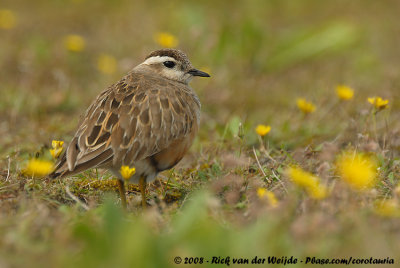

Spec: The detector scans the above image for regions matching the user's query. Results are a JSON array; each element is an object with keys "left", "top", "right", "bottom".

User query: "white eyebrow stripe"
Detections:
[{"left": 142, "top": 56, "right": 176, "bottom": 65}]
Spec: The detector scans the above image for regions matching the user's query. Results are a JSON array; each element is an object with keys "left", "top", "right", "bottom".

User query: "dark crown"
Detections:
[{"left": 145, "top": 49, "right": 191, "bottom": 66}]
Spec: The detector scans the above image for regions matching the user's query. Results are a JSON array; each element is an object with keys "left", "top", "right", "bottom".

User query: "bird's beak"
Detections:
[{"left": 187, "top": 69, "right": 210, "bottom": 77}]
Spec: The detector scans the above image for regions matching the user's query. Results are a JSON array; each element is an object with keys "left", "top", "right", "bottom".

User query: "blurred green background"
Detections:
[{"left": 1, "top": 0, "right": 400, "bottom": 267}]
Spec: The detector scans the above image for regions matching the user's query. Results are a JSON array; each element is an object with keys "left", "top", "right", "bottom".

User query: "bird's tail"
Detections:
[
  {"left": 49, "top": 147, "right": 114, "bottom": 179},
  {"left": 49, "top": 153, "right": 70, "bottom": 179}
]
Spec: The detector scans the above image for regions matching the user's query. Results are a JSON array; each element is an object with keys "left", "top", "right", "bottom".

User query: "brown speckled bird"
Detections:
[{"left": 50, "top": 49, "right": 210, "bottom": 208}]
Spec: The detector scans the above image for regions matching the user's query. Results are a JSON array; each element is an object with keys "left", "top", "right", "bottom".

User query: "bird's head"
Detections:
[{"left": 139, "top": 49, "right": 210, "bottom": 84}]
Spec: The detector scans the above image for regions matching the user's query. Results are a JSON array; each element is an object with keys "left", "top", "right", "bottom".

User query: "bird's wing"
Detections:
[{"left": 51, "top": 72, "right": 200, "bottom": 178}]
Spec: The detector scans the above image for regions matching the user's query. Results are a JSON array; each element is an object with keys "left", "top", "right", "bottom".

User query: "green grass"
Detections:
[{"left": 1, "top": 0, "right": 400, "bottom": 267}]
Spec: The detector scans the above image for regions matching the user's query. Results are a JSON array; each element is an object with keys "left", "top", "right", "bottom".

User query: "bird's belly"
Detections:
[
  {"left": 112, "top": 139, "right": 193, "bottom": 184},
  {"left": 150, "top": 125, "right": 198, "bottom": 172},
  {"left": 130, "top": 159, "right": 158, "bottom": 183},
  {"left": 127, "top": 127, "right": 197, "bottom": 183}
]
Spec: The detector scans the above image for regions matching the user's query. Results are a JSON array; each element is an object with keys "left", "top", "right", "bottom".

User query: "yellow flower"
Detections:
[
  {"left": 367, "top": 97, "right": 389, "bottom": 110},
  {"left": 64, "top": 34, "right": 86, "bottom": 52},
  {"left": 374, "top": 199, "right": 400, "bottom": 218},
  {"left": 296, "top": 98, "right": 316, "bottom": 114},
  {"left": 50, "top": 140, "right": 64, "bottom": 159},
  {"left": 97, "top": 54, "right": 117, "bottom": 74},
  {"left": 336, "top": 151, "right": 377, "bottom": 191},
  {"left": 52, "top": 140, "right": 64, "bottom": 149},
  {"left": 255, "top": 124, "right": 271, "bottom": 137},
  {"left": 308, "top": 185, "right": 328, "bottom": 199},
  {"left": 257, "top": 188, "right": 278, "bottom": 207},
  {"left": 0, "top": 9, "right": 17, "bottom": 29},
  {"left": 120, "top": 165, "right": 136, "bottom": 180},
  {"left": 256, "top": 187, "right": 266, "bottom": 198},
  {"left": 154, "top": 32, "right": 179, "bottom": 48},
  {"left": 286, "top": 166, "right": 328, "bottom": 199},
  {"left": 336, "top": 85, "right": 354, "bottom": 101},
  {"left": 50, "top": 148, "right": 63, "bottom": 159},
  {"left": 23, "top": 159, "right": 54, "bottom": 178}
]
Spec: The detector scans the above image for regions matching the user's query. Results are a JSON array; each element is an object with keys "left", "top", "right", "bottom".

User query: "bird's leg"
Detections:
[
  {"left": 139, "top": 176, "right": 147, "bottom": 208},
  {"left": 117, "top": 179, "right": 127, "bottom": 210}
]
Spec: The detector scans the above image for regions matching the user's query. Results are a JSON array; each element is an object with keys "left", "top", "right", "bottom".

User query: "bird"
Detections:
[{"left": 50, "top": 48, "right": 210, "bottom": 208}]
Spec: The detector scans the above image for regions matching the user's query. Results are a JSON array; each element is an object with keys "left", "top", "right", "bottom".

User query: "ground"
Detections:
[{"left": 1, "top": 0, "right": 400, "bottom": 267}]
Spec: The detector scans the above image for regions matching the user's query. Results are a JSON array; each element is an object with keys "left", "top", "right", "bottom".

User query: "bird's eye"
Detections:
[{"left": 163, "top": 61, "right": 176, "bottom": 68}]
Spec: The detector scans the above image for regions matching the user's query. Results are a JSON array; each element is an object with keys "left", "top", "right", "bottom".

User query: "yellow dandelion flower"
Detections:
[
  {"left": 50, "top": 148, "right": 63, "bottom": 159},
  {"left": 374, "top": 199, "right": 400, "bottom": 218},
  {"left": 256, "top": 187, "right": 266, "bottom": 198},
  {"left": 336, "top": 151, "right": 377, "bottom": 191},
  {"left": 50, "top": 140, "right": 64, "bottom": 159},
  {"left": 286, "top": 166, "right": 328, "bottom": 200},
  {"left": 296, "top": 98, "right": 316, "bottom": 114},
  {"left": 0, "top": 9, "right": 17, "bottom": 29},
  {"left": 257, "top": 188, "right": 278, "bottom": 207},
  {"left": 255, "top": 124, "right": 271, "bottom": 137},
  {"left": 287, "top": 166, "right": 318, "bottom": 189},
  {"left": 154, "top": 32, "right": 179, "bottom": 48},
  {"left": 120, "top": 165, "right": 136, "bottom": 180},
  {"left": 367, "top": 97, "right": 389, "bottom": 110},
  {"left": 23, "top": 159, "right": 54, "bottom": 178},
  {"left": 336, "top": 85, "right": 354, "bottom": 101},
  {"left": 97, "top": 54, "right": 117, "bottom": 74},
  {"left": 52, "top": 140, "right": 64, "bottom": 149},
  {"left": 64, "top": 34, "right": 86, "bottom": 52},
  {"left": 308, "top": 184, "right": 328, "bottom": 200}
]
